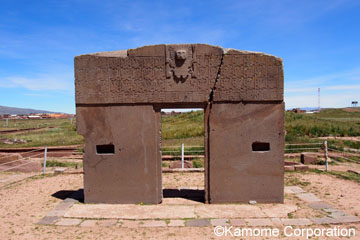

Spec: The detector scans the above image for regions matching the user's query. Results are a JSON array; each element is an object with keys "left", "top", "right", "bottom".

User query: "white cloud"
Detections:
[
  {"left": 326, "top": 85, "right": 360, "bottom": 90},
  {"left": 285, "top": 91, "right": 359, "bottom": 109},
  {"left": 2, "top": 73, "right": 73, "bottom": 91},
  {"left": 286, "top": 67, "right": 360, "bottom": 94}
]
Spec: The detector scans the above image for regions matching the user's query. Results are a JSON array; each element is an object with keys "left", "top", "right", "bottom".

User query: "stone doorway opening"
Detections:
[{"left": 160, "top": 108, "right": 206, "bottom": 203}]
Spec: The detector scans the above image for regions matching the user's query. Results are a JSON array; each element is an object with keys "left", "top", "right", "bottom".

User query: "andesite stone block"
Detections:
[{"left": 75, "top": 44, "right": 284, "bottom": 204}]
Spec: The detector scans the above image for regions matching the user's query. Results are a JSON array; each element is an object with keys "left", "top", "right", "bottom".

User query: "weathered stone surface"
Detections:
[
  {"left": 262, "top": 204, "right": 298, "bottom": 218},
  {"left": 195, "top": 204, "right": 266, "bottom": 218},
  {"left": 280, "top": 218, "right": 312, "bottom": 226},
  {"left": 271, "top": 218, "right": 283, "bottom": 226},
  {"left": 214, "top": 49, "right": 283, "bottom": 102},
  {"left": 75, "top": 44, "right": 222, "bottom": 104},
  {"left": 208, "top": 103, "right": 284, "bottom": 203},
  {"left": 65, "top": 203, "right": 270, "bottom": 219},
  {"left": 284, "top": 186, "right": 306, "bottom": 194},
  {"left": 46, "top": 210, "right": 67, "bottom": 217},
  {"left": 140, "top": 220, "right": 167, "bottom": 228},
  {"left": 230, "top": 219, "right": 246, "bottom": 226},
  {"left": 310, "top": 217, "right": 339, "bottom": 225},
  {"left": 37, "top": 216, "right": 60, "bottom": 225},
  {"left": 186, "top": 219, "right": 210, "bottom": 227},
  {"left": 77, "top": 105, "right": 162, "bottom": 204},
  {"left": 75, "top": 44, "right": 284, "bottom": 204},
  {"left": 168, "top": 220, "right": 185, "bottom": 227},
  {"left": 120, "top": 220, "right": 140, "bottom": 228},
  {"left": 333, "top": 215, "right": 360, "bottom": 223},
  {"left": 296, "top": 193, "right": 321, "bottom": 203},
  {"left": 55, "top": 201, "right": 75, "bottom": 211},
  {"left": 97, "top": 219, "right": 118, "bottom": 227},
  {"left": 75, "top": 44, "right": 283, "bottom": 104},
  {"left": 80, "top": 219, "right": 98, "bottom": 227},
  {"left": 246, "top": 218, "right": 274, "bottom": 226},
  {"left": 307, "top": 201, "right": 333, "bottom": 210},
  {"left": 210, "top": 219, "right": 229, "bottom": 226},
  {"left": 301, "top": 153, "right": 317, "bottom": 164},
  {"left": 55, "top": 218, "right": 82, "bottom": 226},
  {"left": 65, "top": 204, "right": 197, "bottom": 219}
]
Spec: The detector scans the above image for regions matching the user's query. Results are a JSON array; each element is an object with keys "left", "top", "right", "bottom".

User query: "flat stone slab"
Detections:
[
  {"left": 140, "top": 220, "right": 167, "bottom": 228},
  {"left": 334, "top": 216, "right": 360, "bottom": 223},
  {"left": 97, "top": 219, "right": 118, "bottom": 227},
  {"left": 311, "top": 217, "right": 339, "bottom": 225},
  {"left": 162, "top": 198, "right": 203, "bottom": 205},
  {"left": 262, "top": 204, "right": 298, "bottom": 218},
  {"left": 246, "top": 218, "right": 273, "bottom": 226},
  {"left": 186, "top": 219, "right": 210, "bottom": 227},
  {"left": 168, "top": 220, "right": 185, "bottom": 227},
  {"left": 284, "top": 186, "right": 306, "bottom": 194},
  {"left": 65, "top": 204, "right": 196, "bottom": 219},
  {"left": 194, "top": 205, "right": 266, "bottom": 218},
  {"left": 308, "top": 201, "right": 333, "bottom": 210},
  {"left": 311, "top": 216, "right": 360, "bottom": 225},
  {"left": 55, "top": 201, "right": 74, "bottom": 211},
  {"left": 65, "top": 203, "right": 266, "bottom": 219},
  {"left": 55, "top": 218, "right": 82, "bottom": 226},
  {"left": 296, "top": 193, "right": 321, "bottom": 203},
  {"left": 120, "top": 220, "right": 140, "bottom": 228},
  {"left": 280, "top": 218, "right": 312, "bottom": 226},
  {"left": 37, "top": 216, "right": 60, "bottom": 225},
  {"left": 271, "top": 218, "right": 283, "bottom": 226},
  {"left": 210, "top": 219, "right": 229, "bottom": 226},
  {"left": 80, "top": 219, "right": 98, "bottom": 227},
  {"left": 230, "top": 219, "right": 246, "bottom": 226}
]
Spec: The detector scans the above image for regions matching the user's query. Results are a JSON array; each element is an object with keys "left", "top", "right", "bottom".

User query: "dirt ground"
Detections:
[{"left": 0, "top": 171, "right": 359, "bottom": 239}]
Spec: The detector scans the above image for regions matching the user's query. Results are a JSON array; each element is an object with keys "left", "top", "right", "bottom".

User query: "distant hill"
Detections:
[{"left": 0, "top": 105, "right": 57, "bottom": 115}]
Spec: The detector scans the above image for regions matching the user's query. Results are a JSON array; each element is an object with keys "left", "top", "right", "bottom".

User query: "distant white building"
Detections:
[{"left": 28, "top": 115, "right": 41, "bottom": 119}]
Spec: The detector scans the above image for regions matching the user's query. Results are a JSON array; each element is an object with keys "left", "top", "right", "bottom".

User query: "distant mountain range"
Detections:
[{"left": 0, "top": 105, "right": 58, "bottom": 115}]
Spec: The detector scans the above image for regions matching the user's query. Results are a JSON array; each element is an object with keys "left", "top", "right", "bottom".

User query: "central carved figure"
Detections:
[
  {"left": 175, "top": 50, "right": 186, "bottom": 60},
  {"left": 166, "top": 45, "right": 196, "bottom": 81}
]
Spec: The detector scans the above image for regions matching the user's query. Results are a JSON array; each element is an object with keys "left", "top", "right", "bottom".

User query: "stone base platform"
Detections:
[{"left": 38, "top": 186, "right": 360, "bottom": 228}]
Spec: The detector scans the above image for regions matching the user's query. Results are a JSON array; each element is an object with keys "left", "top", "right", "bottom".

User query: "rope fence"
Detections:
[
  {"left": 0, "top": 141, "right": 358, "bottom": 172},
  {"left": 0, "top": 158, "right": 43, "bottom": 173},
  {"left": 0, "top": 148, "right": 43, "bottom": 160},
  {"left": 0, "top": 151, "right": 44, "bottom": 166},
  {"left": 0, "top": 147, "right": 48, "bottom": 173}
]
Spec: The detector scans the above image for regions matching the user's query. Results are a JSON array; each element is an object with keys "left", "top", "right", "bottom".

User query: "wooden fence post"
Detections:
[{"left": 324, "top": 141, "right": 329, "bottom": 171}]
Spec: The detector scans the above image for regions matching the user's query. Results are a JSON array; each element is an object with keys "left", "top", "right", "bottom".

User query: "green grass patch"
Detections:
[
  {"left": 285, "top": 173, "right": 311, "bottom": 186},
  {"left": 45, "top": 160, "right": 82, "bottom": 168},
  {"left": 0, "top": 119, "right": 83, "bottom": 148},
  {"left": 192, "top": 159, "right": 204, "bottom": 168},
  {"left": 161, "top": 111, "right": 204, "bottom": 140},
  {"left": 285, "top": 109, "right": 360, "bottom": 142}
]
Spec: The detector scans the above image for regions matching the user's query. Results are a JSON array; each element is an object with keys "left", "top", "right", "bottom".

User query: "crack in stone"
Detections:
[
  {"left": 205, "top": 49, "right": 224, "bottom": 203},
  {"left": 208, "top": 50, "right": 225, "bottom": 103}
]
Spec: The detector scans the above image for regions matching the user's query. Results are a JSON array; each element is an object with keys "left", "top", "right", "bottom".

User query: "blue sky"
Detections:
[{"left": 0, "top": 0, "right": 359, "bottom": 113}]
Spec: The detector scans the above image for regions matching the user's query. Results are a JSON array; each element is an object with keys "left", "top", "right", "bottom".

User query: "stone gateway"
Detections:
[{"left": 75, "top": 44, "right": 284, "bottom": 204}]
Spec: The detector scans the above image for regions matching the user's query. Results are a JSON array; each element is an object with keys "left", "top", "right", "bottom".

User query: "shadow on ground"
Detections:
[
  {"left": 163, "top": 188, "right": 205, "bottom": 203},
  {"left": 52, "top": 189, "right": 84, "bottom": 203},
  {"left": 52, "top": 188, "right": 204, "bottom": 204}
]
